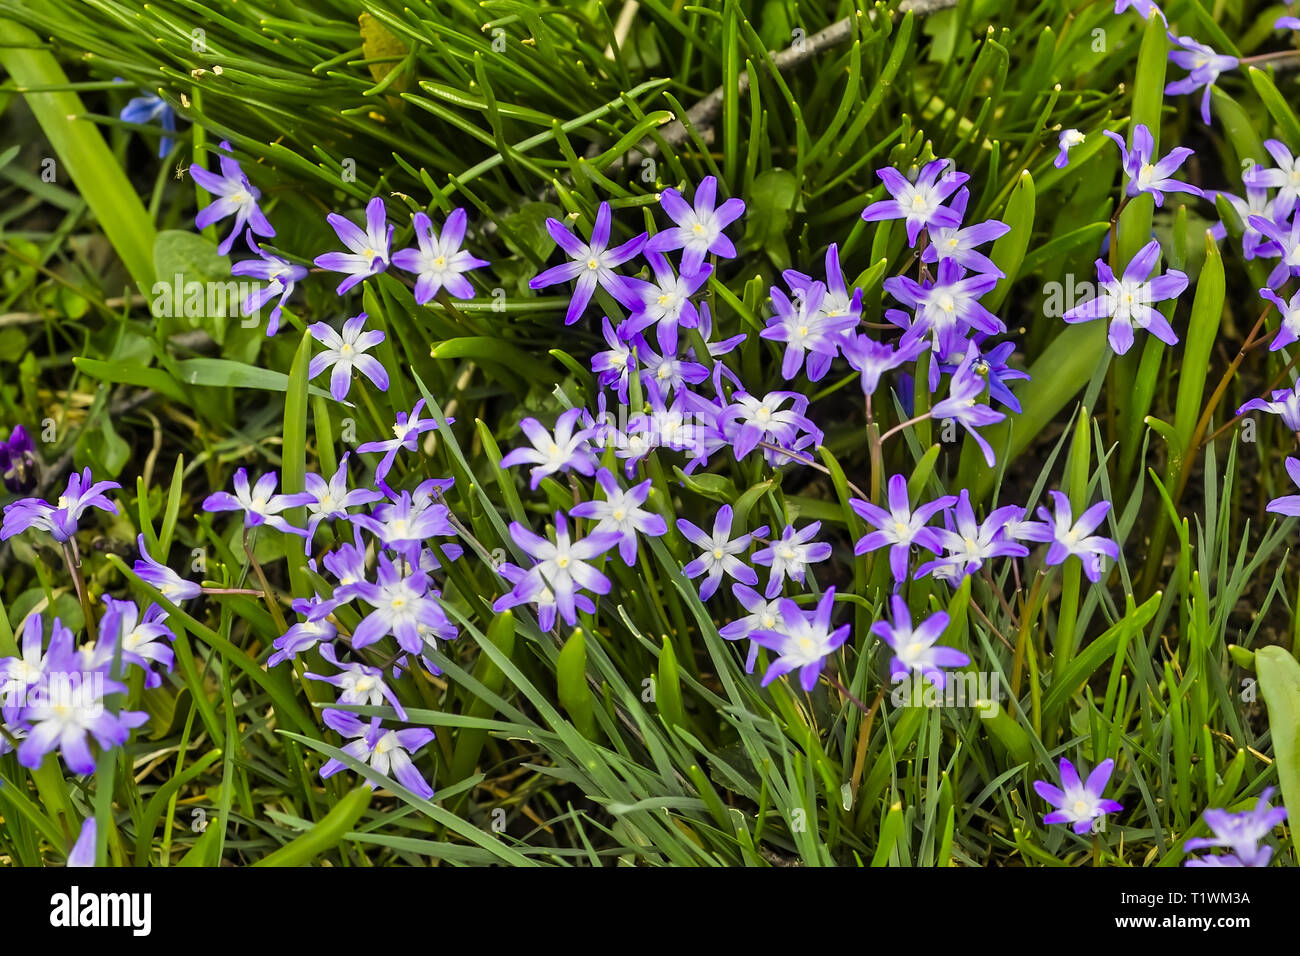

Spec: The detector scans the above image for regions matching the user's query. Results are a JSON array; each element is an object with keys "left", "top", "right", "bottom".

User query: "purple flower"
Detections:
[
  {"left": 1279, "top": 16, "right": 1300, "bottom": 30},
  {"left": 190, "top": 140, "right": 274, "bottom": 255},
  {"left": 917, "top": 490, "right": 1028, "bottom": 579},
  {"left": 677, "top": 505, "right": 766, "bottom": 601},
  {"left": 231, "top": 232, "right": 308, "bottom": 335},
  {"left": 306, "top": 642, "right": 408, "bottom": 733},
  {"left": 861, "top": 159, "right": 969, "bottom": 246},
  {"left": 201, "top": 467, "right": 313, "bottom": 536},
  {"left": 672, "top": 389, "right": 731, "bottom": 472},
  {"left": 1115, "top": 0, "right": 1166, "bottom": 22},
  {"left": 67, "top": 818, "right": 97, "bottom": 867},
  {"left": 644, "top": 176, "right": 745, "bottom": 275},
  {"left": 886, "top": 258, "right": 1004, "bottom": 362},
  {"left": 1244, "top": 140, "right": 1300, "bottom": 220},
  {"left": 300, "top": 454, "right": 384, "bottom": 552},
  {"left": 1062, "top": 239, "right": 1187, "bottom": 354},
  {"left": 591, "top": 317, "right": 638, "bottom": 402},
  {"left": 1103, "top": 124, "right": 1203, "bottom": 206},
  {"left": 314, "top": 197, "right": 393, "bottom": 295},
  {"left": 1248, "top": 212, "right": 1300, "bottom": 289},
  {"left": 494, "top": 561, "right": 595, "bottom": 632},
  {"left": 695, "top": 300, "right": 746, "bottom": 358},
  {"left": 357, "top": 399, "right": 444, "bottom": 485},
  {"left": 1237, "top": 141, "right": 1300, "bottom": 201},
  {"left": 319, "top": 528, "right": 368, "bottom": 590},
  {"left": 920, "top": 188, "right": 1012, "bottom": 275},
  {"left": 529, "top": 202, "right": 647, "bottom": 325},
  {"left": 15, "top": 641, "right": 147, "bottom": 775},
  {"left": 721, "top": 390, "right": 821, "bottom": 462},
  {"left": 719, "top": 584, "right": 785, "bottom": 673},
  {"left": 752, "top": 522, "right": 832, "bottom": 597},
  {"left": 622, "top": 380, "right": 707, "bottom": 462},
  {"left": 1, "top": 467, "right": 119, "bottom": 543},
  {"left": 1260, "top": 288, "right": 1300, "bottom": 351},
  {"left": 319, "top": 714, "right": 436, "bottom": 799},
  {"left": 1020, "top": 491, "right": 1119, "bottom": 582},
  {"left": 1209, "top": 184, "right": 1277, "bottom": 260},
  {"left": 941, "top": 337, "right": 1029, "bottom": 413},
  {"left": 628, "top": 252, "right": 710, "bottom": 352},
  {"left": 871, "top": 594, "right": 968, "bottom": 688},
  {"left": 308, "top": 313, "right": 390, "bottom": 402},
  {"left": 850, "top": 475, "right": 956, "bottom": 584},
  {"left": 0, "top": 425, "right": 38, "bottom": 494},
  {"left": 930, "top": 347, "right": 1008, "bottom": 466},
  {"left": 1033, "top": 757, "right": 1124, "bottom": 834},
  {"left": 390, "top": 209, "right": 489, "bottom": 304},
  {"left": 119, "top": 89, "right": 176, "bottom": 158},
  {"left": 636, "top": 339, "right": 710, "bottom": 397},
  {"left": 749, "top": 588, "right": 849, "bottom": 692},
  {"left": 354, "top": 489, "right": 455, "bottom": 560},
  {"left": 1166, "top": 37, "right": 1238, "bottom": 126},
  {"left": 762, "top": 281, "right": 858, "bottom": 381},
  {"left": 1054, "top": 129, "right": 1086, "bottom": 169},
  {"left": 268, "top": 595, "right": 338, "bottom": 667},
  {"left": 494, "top": 513, "right": 620, "bottom": 626},
  {"left": 0, "top": 613, "right": 70, "bottom": 724},
  {"left": 1239, "top": 382, "right": 1300, "bottom": 431},
  {"left": 569, "top": 468, "right": 667, "bottom": 566},
  {"left": 842, "top": 333, "right": 927, "bottom": 397},
  {"left": 784, "top": 243, "right": 862, "bottom": 328},
  {"left": 499, "top": 408, "right": 598, "bottom": 489},
  {"left": 419, "top": 542, "right": 463, "bottom": 577},
  {"left": 100, "top": 596, "right": 176, "bottom": 687},
  {"left": 1184, "top": 787, "right": 1288, "bottom": 867},
  {"left": 349, "top": 555, "right": 451, "bottom": 655},
  {"left": 1264, "top": 456, "right": 1300, "bottom": 517}
]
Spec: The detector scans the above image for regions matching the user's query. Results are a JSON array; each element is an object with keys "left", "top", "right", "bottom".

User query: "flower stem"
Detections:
[
  {"left": 1239, "top": 49, "right": 1300, "bottom": 66},
  {"left": 823, "top": 671, "right": 871, "bottom": 715},
  {"left": 866, "top": 394, "right": 884, "bottom": 505},
  {"left": 878, "top": 410, "right": 933, "bottom": 445},
  {"left": 61, "top": 539, "right": 96, "bottom": 631},
  {"left": 243, "top": 526, "right": 289, "bottom": 635}
]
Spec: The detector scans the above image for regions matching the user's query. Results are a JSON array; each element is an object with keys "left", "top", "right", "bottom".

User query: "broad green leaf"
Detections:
[
  {"left": 558, "top": 629, "right": 597, "bottom": 740},
  {"left": 253, "top": 787, "right": 372, "bottom": 867},
  {"left": 1256, "top": 646, "right": 1300, "bottom": 827}
]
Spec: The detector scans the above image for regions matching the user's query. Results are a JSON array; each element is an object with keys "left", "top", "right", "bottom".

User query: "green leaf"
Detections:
[
  {"left": 73, "top": 356, "right": 190, "bottom": 405},
  {"left": 985, "top": 169, "right": 1035, "bottom": 312},
  {"left": 253, "top": 786, "right": 373, "bottom": 867},
  {"left": 358, "top": 11, "right": 410, "bottom": 91},
  {"left": 430, "top": 337, "right": 555, "bottom": 382},
  {"left": 0, "top": 19, "right": 155, "bottom": 291},
  {"left": 1042, "top": 593, "right": 1160, "bottom": 720},
  {"left": 742, "top": 168, "right": 799, "bottom": 269},
  {"left": 449, "top": 609, "right": 516, "bottom": 795},
  {"left": 870, "top": 802, "right": 905, "bottom": 866},
  {"left": 175, "top": 819, "right": 223, "bottom": 867},
  {"left": 656, "top": 636, "right": 686, "bottom": 731},
  {"left": 173, "top": 357, "right": 331, "bottom": 398},
  {"left": 282, "top": 332, "right": 313, "bottom": 596},
  {"left": 153, "top": 229, "right": 230, "bottom": 286},
  {"left": 557, "top": 629, "right": 597, "bottom": 740},
  {"left": 1247, "top": 67, "right": 1300, "bottom": 151},
  {"left": 1256, "top": 646, "right": 1300, "bottom": 827}
]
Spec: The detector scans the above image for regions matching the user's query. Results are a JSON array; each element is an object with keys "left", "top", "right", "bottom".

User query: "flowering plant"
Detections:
[{"left": 0, "top": 0, "right": 1297, "bottom": 875}]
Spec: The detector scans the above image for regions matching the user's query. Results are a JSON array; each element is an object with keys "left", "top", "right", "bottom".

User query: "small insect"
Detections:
[{"left": 174, "top": 163, "right": 189, "bottom": 181}]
